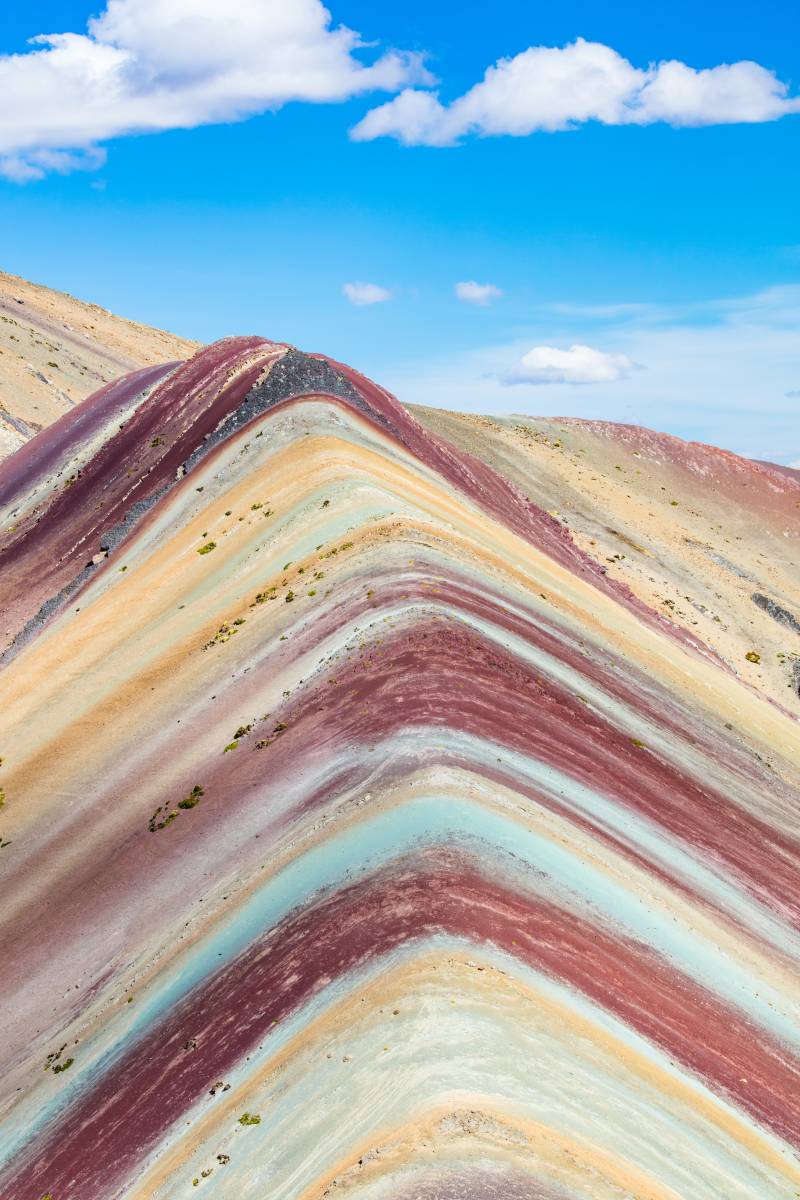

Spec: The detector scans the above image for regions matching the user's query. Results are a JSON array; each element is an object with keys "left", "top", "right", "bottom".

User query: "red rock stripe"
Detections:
[
  {"left": 8, "top": 851, "right": 800, "bottom": 1200},
  {"left": 2, "top": 608, "right": 797, "bottom": 1033},
  {"left": 0, "top": 362, "right": 175, "bottom": 511},
  {"left": 262, "top": 614, "right": 800, "bottom": 921},
  {"left": 0, "top": 339, "right": 269, "bottom": 645}
]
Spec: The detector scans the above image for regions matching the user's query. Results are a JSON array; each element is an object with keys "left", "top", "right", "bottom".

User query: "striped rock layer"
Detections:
[{"left": 0, "top": 338, "right": 799, "bottom": 1200}]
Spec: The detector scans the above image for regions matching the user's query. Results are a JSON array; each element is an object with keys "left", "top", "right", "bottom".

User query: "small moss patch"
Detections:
[
  {"left": 205, "top": 621, "right": 238, "bottom": 647},
  {"left": 148, "top": 805, "right": 179, "bottom": 832},
  {"left": 178, "top": 785, "right": 204, "bottom": 810},
  {"left": 251, "top": 588, "right": 277, "bottom": 606}
]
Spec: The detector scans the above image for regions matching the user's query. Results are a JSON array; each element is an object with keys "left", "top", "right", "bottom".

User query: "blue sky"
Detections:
[{"left": 1, "top": 0, "right": 799, "bottom": 461}]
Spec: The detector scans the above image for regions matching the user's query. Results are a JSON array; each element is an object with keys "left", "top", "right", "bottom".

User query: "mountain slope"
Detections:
[
  {"left": 0, "top": 268, "right": 199, "bottom": 459},
  {"left": 0, "top": 339, "right": 799, "bottom": 1200},
  {"left": 412, "top": 406, "right": 800, "bottom": 709}
]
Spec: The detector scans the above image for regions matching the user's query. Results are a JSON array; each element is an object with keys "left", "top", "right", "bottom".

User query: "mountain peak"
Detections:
[{"left": 1, "top": 321, "right": 799, "bottom": 1200}]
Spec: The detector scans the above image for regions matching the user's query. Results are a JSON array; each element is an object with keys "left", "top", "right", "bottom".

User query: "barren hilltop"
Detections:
[{"left": 0, "top": 268, "right": 198, "bottom": 458}]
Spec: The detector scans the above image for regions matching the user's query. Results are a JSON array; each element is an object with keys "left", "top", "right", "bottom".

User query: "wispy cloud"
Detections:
[
  {"left": 547, "top": 286, "right": 800, "bottom": 331},
  {"left": 0, "top": 0, "right": 430, "bottom": 180},
  {"left": 549, "top": 301, "right": 656, "bottom": 321},
  {"left": 455, "top": 281, "right": 503, "bottom": 306},
  {"left": 342, "top": 281, "right": 393, "bottom": 306},
  {"left": 352, "top": 38, "right": 800, "bottom": 146}
]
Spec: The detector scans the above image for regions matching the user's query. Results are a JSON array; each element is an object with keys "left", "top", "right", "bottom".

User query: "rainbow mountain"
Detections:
[{"left": 0, "top": 336, "right": 799, "bottom": 1199}]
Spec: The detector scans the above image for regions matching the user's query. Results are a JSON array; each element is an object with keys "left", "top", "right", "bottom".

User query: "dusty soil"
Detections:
[{"left": 0, "top": 269, "right": 199, "bottom": 459}]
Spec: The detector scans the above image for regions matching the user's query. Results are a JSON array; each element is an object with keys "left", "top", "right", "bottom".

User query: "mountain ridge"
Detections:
[{"left": 0, "top": 328, "right": 799, "bottom": 1199}]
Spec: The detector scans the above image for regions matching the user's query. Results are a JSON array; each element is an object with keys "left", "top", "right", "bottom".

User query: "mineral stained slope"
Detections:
[
  {"left": 0, "top": 268, "right": 199, "bottom": 460},
  {"left": 0, "top": 338, "right": 799, "bottom": 1200}
]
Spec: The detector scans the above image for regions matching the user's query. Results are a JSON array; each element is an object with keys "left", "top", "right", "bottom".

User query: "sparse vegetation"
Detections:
[
  {"left": 251, "top": 588, "right": 277, "bottom": 606},
  {"left": 178, "top": 785, "right": 204, "bottom": 810},
  {"left": 45, "top": 1045, "right": 67, "bottom": 1069},
  {"left": 148, "top": 805, "right": 179, "bottom": 832},
  {"left": 205, "top": 621, "right": 239, "bottom": 647}
]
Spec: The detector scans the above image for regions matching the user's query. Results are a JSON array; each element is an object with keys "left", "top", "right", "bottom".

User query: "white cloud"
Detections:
[
  {"left": 455, "top": 281, "right": 503, "bottom": 306},
  {"left": 635, "top": 58, "right": 797, "bottom": 125},
  {"left": 504, "top": 343, "right": 636, "bottom": 385},
  {"left": 0, "top": 0, "right": 430, "bottom": 180},
  {"left": 351, "top": 37, "right": 800, "bottom": 146},
  {"left": 342, "top": 281, "right": 392, "bottom": 306}
]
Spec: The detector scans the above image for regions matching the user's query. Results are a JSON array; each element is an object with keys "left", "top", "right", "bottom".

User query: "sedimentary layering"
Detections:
[{"left": 0, "top": 338, "right": 799, "bottom": 1200}]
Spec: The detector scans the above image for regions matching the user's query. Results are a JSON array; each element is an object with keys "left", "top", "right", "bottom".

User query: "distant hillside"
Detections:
[
  {"left": 0, "top": 269, "right": 199, "bottom": 459},
  {"left": 411, "top": 405, "right": 800, "bottom": 710}
]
